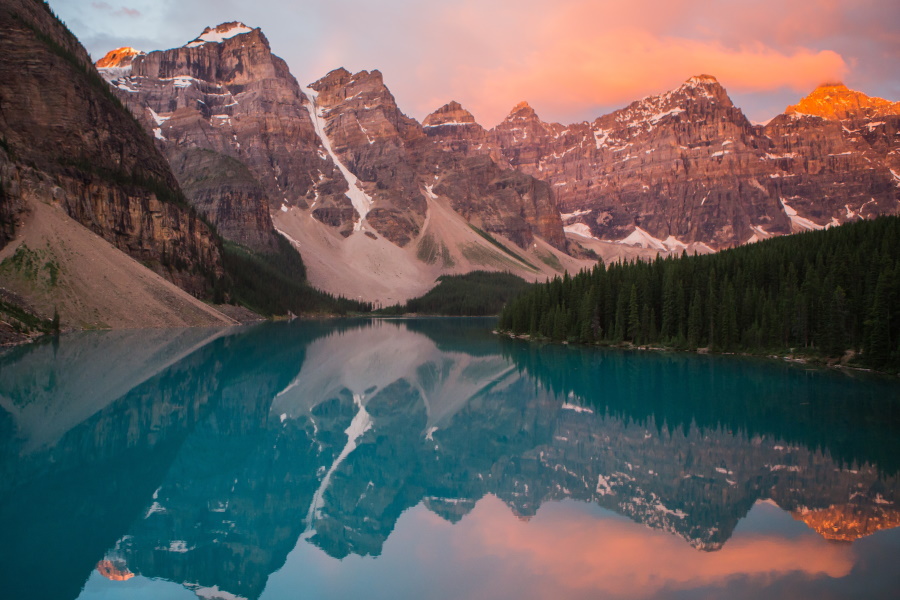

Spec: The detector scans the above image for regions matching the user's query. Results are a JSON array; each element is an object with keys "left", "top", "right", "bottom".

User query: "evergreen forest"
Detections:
[
  {"left": 379, "top": 271, "right": 531, "bottom": 316},
  {"left": 498, "top": 217, "right": 900, "bottom": 372}
]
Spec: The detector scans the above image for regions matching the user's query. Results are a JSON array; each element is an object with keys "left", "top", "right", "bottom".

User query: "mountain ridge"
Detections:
[{"left": 94, "top": 22, "right": 899, "bottom": 303}]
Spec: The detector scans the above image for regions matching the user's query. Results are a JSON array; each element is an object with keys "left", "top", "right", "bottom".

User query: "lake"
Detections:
[{"left": 1, "top": 318, "right": 898, "bottom": 599}]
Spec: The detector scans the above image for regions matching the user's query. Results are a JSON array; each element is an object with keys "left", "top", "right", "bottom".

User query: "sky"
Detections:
[{"left": 51, "top": 0, "right": 900, "bottom": 127}]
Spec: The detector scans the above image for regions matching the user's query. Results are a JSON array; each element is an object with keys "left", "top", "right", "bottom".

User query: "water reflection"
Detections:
[{"left": 0, "top": 319, "right": 897, "bottom": 600}]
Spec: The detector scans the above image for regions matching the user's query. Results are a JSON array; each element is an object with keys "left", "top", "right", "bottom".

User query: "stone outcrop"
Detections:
[
  {"left": 308, "top": 67, "right": 426, "bottom": 244},
  {"left": 97, "top": 25, "right": 351, "bottom": 252},
  {"left": 0, "top": 0, "right": 224, "bottom": 296},
  {"left": 787, "top": 83, "right": 900, "bottom": 121},
  {"left": 99, "top": 31, "right": 569, "bottom": 252},
  {"left": 96, "top": 25, "right": 898, "bottom": 262},
  {"left": 168, "top": 148, "right": 275, "bottom": 251},
  {"left": 483, "top": 76, "right": 899, "bottom": 249}
]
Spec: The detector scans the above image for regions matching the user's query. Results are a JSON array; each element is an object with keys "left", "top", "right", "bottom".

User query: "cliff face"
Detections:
[
  {"left": 96, "top": 24, "right": 349, "bottom": 252},
  {"left": 0, "top": 0, "right": 223, "bottom": 296},
  {"left": 305, "top": 67, "right": 569, "bottom": 249},
  {"left": 168, "top": 148, "right": 274, "bottom": 250},
  {"left": 99, "top": 30, "right": 569, "bottom": 254},
  {"left": 786, "top": 83, "right": 900, "bottom": 122},
  {"left": 307, "top": 67, "right": 427, "bottom": 245},
  {"left": 484, "top": 76, "right": 899, "bottom": 249}
]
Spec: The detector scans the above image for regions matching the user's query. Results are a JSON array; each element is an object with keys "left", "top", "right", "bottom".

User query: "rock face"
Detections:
[
  {"left": 168, "top": 148, "right": 274, "bottom": 250},
  {"left": 97, "top": 24, "right": 352, "bottom": 252},
  {"left": 0, "top": 0, "right": 224, "bottom": 296},
  {"left": 99, "top": 30, "right": 568, "bottom": 254},
  {"left": 307, "top": 67, "right": 426, "bottom": 244},
  {"left": 787, "top": 83, "right": 900, "bottom": 121},
  {"left": 484, "top": 76, "right": 899, "bottom": 249},
  {"left": 97, "top": 24, "right": 898, "bottom": 275},
  {"left": 95, "top": 46, "right": 142, "bottom": 68}
]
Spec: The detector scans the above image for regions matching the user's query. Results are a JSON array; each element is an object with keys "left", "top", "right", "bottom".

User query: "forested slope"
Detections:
[{"left": 499, "top": 217, "right": 900, "bottom": 371}]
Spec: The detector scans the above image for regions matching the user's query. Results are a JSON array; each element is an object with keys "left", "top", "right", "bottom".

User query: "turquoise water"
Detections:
[{"left": 1, "top": 318, "right": 898, "bottom": 600}]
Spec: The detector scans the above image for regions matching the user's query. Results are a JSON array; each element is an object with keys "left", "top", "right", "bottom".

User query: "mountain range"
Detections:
[
  {"left": 1, "top": 4, "right": 899, "bottom": 324},
  {"left": 94, "top": 21, "right": 900, "bottom": 301}
]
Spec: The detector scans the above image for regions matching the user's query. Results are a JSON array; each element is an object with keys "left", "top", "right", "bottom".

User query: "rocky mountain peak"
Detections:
[
  {"left": 685, "top": 74, "right": 719, "bottom": 86},
  {"left": 185, "top": 22, "right": 256, "bottom": 48},
  {"left": 506, "top": 100, "right": 538, "bottom": 121},
  {"left": 310, "top": 68, "right": 387, "bottom": 100},
  {"left": 96, "top": 46, "right": 142, "bottom": 68},
  {"left": 786, "top": 82, "right": 900, "bottom": 121},
  {"left": 674, "top": 74, "right": 733, "bottom": 106},
  {"left": 423, "top": 101, "right": 478, "bottom": 127}
]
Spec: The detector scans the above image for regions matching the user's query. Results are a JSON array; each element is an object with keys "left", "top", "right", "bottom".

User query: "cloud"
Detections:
[
  {"left": 442, "top": 31, "right": 847, "bottom": 126},
  {"left": 91, "top": 2, "right": 141, "bottom": 18},
  {"left": 56, "top": 0, "right": 898, "bottom": 125},
  {"left": 378, "top": 0, "right": 850, "bottom": 125}
]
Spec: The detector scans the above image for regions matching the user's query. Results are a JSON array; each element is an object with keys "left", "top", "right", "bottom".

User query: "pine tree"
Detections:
[
  {"left": 627, "top": 284, "right": 641, "bottom": 343},
  {"left": 688, "top": 290, "right": 703, "bottom": 348}
]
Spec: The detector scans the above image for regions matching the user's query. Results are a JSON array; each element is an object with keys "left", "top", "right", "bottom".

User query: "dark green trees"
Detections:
[{"left": 498, "top": 216, "right": 900, "bottom": 371}]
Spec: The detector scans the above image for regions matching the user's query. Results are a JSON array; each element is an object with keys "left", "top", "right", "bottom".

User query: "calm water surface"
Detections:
[{"left": 1, "top": 318, "right": 899, "bottom": 599}]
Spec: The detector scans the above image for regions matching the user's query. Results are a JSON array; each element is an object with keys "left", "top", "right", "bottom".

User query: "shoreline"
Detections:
[{"left": 493, "top": 329, "right": 898, "bottom": 378}]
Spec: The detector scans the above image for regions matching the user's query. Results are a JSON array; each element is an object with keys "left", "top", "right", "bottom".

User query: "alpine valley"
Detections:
[{"left": 1, "top": 2, "right": 899, "bottom": 327}]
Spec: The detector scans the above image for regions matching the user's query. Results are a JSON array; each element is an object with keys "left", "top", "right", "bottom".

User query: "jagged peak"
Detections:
[
  {"left": 670, "top": 73, "right": 731, "bottom": 106},
  {"left": 185, "top": 22, "right": 256, "bottom": 48},
  {"left": 506, "top": 100, "right": 539, "bottom": 121},
  {"left": 685, "top": 74, "right": 719, "bottom": 86},
  {"left": 95, "top": 46, "right": 142, "bottom": 68},
  {"left": 786, "top": 82, "right": 900, "bottom": 121},
  {"left": 348, "top": 69, "right": 384, "bottom": 86},
  {"left": 309, "top": 67, "right": 352, "bottom": 91},
  {"left": 423, "top": 101, "right": 478, "bottom": 127}
]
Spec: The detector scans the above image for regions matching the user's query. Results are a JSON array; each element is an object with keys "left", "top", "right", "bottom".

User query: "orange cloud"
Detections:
[{"left": 408, "top": 1, "right": 848, "bottom": 126}]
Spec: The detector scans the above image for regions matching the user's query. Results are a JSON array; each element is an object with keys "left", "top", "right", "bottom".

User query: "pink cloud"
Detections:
[
  {"left": 397, "top": 1, "right": 849, "bottom": 125},
  {"left": 91, "top": 2, "right": 141, "bottom": 18}
]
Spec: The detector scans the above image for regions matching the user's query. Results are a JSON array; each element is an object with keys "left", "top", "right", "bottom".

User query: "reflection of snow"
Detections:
[{"left": 303, "top": 394, "right": 372, "bottom": 532}]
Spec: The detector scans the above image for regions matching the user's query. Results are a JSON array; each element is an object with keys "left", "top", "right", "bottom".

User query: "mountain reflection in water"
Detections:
[{"left": 0, "top": 319, "right": 898, "bottom": 600}]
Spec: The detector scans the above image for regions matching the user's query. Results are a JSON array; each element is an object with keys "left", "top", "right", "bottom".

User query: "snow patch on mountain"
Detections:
[
  {"left": 780, "top": 198, "right": 824, "bottom": 231},
  {"left": 564, "top": 223, "right": 596, "bottom": 239},
  {"left": 302, "top": 86, "right": 373, "bottom": 228},
  {"left": 186, "top": 23, "right": 253, "bottom": 47},
  {"left": 618, "top": 227, "right": 690, "bottom": 252}
]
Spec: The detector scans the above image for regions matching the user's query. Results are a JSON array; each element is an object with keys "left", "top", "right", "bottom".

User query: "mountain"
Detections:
[
  {"left": 96, "top": 22, "right": 336, "bottom": 253},
  {"left": 0, "top": 0, "right": 234, "bottom": 331},
  {"left": 96, "top": 26, "right": 589, "bottom": 304},
  {"left": 484, "top": 75, "right": 899, "bottom": 250},
  {"left": 97, "top": 23, "right": 900, "bottom": 305},
  {"left": 786, "top": 82, "right": 900, "bottom": 121}
]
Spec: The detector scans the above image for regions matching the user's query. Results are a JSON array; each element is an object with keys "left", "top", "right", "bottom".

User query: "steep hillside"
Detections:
[
  {"left": 0, "top": 184, "right": 234, "bottom": 329},
  {"left": 97, "top": 25, "right": 581, "bottom": 303},
  {"left": 0, "top": 0, "right": 225, "bottom": 298}
]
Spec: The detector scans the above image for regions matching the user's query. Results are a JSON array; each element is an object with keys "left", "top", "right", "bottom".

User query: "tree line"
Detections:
[
  {"left": 498, "top": 216, "right": 900, "bottom": 371},
  {"left": 378, "top": 271, "right": 531, "bottom": 316}
]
